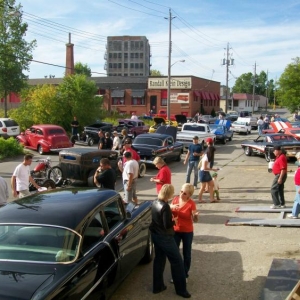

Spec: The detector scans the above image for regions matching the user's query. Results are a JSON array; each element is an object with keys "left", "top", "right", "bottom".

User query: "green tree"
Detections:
[
  {"left": 74, "top": 62, "right": 92, "bottom": 77},
  {"left": 277, "top": 57, "right": 300, "bottom": 112},
  {"left": 150, "top": 69, "right": 163, "bottom": 76},
  {"left": 0, "top": 0, "right": 36, "bottom": 117}
]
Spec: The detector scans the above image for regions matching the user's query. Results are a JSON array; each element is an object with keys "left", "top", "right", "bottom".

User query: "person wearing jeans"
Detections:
[{"left": 184, "top": 136, "right": 203, "bottom": 188}]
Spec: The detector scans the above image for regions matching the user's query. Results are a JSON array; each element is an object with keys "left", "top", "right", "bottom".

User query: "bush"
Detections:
[{"left": 0, "top": 138, "right": 24, "bottom": 160}]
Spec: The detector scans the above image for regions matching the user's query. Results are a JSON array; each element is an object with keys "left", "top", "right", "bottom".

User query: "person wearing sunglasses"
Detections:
[
  {"left": 150, "top": 184, "right": 191, "bottom": 298},
  {"left": 170, "top": 184, "right": 199, "bottom": 282}
]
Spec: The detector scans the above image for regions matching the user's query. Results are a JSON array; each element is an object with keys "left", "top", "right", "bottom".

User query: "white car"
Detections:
[
  {"left": 0, "top": 118, "right": 20, "bottom": 138},
  {"left": 230, "top": 120, "right": 251, "bottom": 134}
]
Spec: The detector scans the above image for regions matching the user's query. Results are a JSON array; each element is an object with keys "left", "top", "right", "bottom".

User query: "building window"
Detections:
[
  {"left": 161, "top": 98, "right": 167, "bottom": 106},
  {"left": 130, "top": 63, "right": 134, "bottom": 68},
  {"left": 135, "top": 73, "right": 139, "bottom": 76},
  {"left": 124, "top": 73, "right": 128, "bottom": 76},
  {"left": 130, "top": 73, "right": 134, "bottom": 76},
  {"left": 140, "top": 41, "right": 144, "bottom": 49},
  {"left": 118, "top": 63, "right": 121, "bottom": 68},
  {"left": 124, "top": 41, "right": 128, "bottom": 51},
  {"left": 124, "top": 53, "right": 128, "bottom": 59},
  {"left": 109, "top": 63, "right": 112, "bottom": 69},
  {"left": 140, "top": 53, "right": 143, "bottom": 59},
  {"left": 118, "top": 52, "right": 122, "bottom": 58},
  {"left": 135, "top": 53, "right": 139, "bottom": 58},
  {"left": 109, "top": 53, "right": 112, "bottom": 59},
  {"left": 209, "top": 100, "right": 212, "bottom": 106},
  {"left": 130, "top": 53, "right": 134, "bottom": 58},
  {"left": 113, "top": 63, "right": 117, "bottom": 68},
  {"left": 131, "top": 97, "right": 145, "bottom": 105},
  {"left": 130, "top": 41, "right": 135, "bottom": 50},
  {"left": 135, "top": 41, "right": 139, "bottom": 49},
  {"left": 112, "top": 98, "right": 124, "bottom": 105},
  {"left": 124, "top": 63, "right": 128, "bottom": 68},
  {"left": 135, "top": 63, "right": 139, "bottom": 69},
  {"left": 139, "top": 63, "right": 143, "bottom": 69},
  {"left": 113, "top": 53, "right": 117, "bottom": 59}
]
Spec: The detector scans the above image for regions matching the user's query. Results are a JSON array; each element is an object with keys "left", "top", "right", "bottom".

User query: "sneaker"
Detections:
[
  {"left": 170, "top": 278, "right": 188, "bottom": 283},
  {"left": 270, "top": 205, "right": 281, "bottom": 209},
  {"left": 287, "top": 214, "right": 298, "bottom": 219},
  {"left": 280, "top": 205, "right": 286, "bottom": 208}
]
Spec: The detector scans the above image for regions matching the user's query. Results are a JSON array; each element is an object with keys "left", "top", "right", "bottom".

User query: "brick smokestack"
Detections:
[{"left": 65, "top": 33, "right": 74, "bottom": 76}]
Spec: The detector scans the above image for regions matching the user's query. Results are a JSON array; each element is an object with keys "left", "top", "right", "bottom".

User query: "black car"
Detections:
[
  {"left": 73, "top": 122, "right": 113, "bottom": 146},
  {"left": 241, "top": 133, "right": 300, "bottom": 161},
  {"left": 0, "top": 188, "right": 153, "bottom": 300},
  {"left": 132, "top": 126, "right": 183, "bottom": 164}
]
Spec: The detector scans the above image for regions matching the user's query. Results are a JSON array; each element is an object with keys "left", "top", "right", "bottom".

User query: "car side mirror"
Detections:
[
  {"left": 246, "top": 122, "right": 249, "bottom": 126},
  {"left": 126, "top": 211, "right": 132, "bottom": 219}
]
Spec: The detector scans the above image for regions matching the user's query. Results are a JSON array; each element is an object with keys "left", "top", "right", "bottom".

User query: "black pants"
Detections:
[{"left": 271, "top": 173, "right": 287, "bottom": 206}]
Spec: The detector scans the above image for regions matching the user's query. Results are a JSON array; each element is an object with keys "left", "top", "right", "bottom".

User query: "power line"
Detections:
[{"left": 128, "top": 0, "right": 166, "bottom": 15}]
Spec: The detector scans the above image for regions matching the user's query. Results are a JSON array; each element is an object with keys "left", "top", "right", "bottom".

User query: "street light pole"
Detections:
[{"left": 166, "top": 8, "right": 173, "bottom": 121}]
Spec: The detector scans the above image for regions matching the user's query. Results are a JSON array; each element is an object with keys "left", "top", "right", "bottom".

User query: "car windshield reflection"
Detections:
[{"left": 0, "top": 224, "right": 80, "bottom": 263}]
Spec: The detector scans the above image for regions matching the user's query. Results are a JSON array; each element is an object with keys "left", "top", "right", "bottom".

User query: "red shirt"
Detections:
[
  {"left": 122, "top": 148, "right": 140, "bottom": 164},
  {"left": 171, "top": 196, "right": 196, "bottom": 233},
  {"left": 155, "top": 165, "right": 171, "bottom": 193},
  {"left": 295, "top": 168, "right": 300, "bottom": 185},
  {"left": 272, "top": 154, "right": 287, "bottom": 175}
]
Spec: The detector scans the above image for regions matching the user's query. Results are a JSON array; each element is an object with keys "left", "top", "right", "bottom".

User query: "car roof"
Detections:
[
  {"left": 30, "top": 124, "right": 65, "bottom": 129},
  {"left": 0, "top": 188, "right": 118, "bottom": 231},
  {"left": 134, "top": 133, "right": 170, "bottom": 139},
  {"left": 59, "top": 148, "right": 118, "bottom": 156}
]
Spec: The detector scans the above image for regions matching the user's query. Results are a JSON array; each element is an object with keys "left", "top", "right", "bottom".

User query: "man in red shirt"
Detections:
[
  {"left": 270, "top": 145, "right": 287, "bottom": 208},
  {"left": 121, "top": 138, "right": 140, "bottom": 162}
]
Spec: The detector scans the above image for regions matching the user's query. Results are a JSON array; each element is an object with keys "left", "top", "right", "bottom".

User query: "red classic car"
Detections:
[
  {"left": 17, "top": 124, "right": 73, "bottom": 155},
  {"left": 262, "top": 121, "right": 300, "bottom": 140}
]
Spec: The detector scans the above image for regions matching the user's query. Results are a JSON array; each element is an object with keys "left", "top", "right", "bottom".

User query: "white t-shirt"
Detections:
[
  {"left": 13, "top": 163, "right": 31, "bottom": 191},
  {"left": 112, "top": 136, "right": 121, "bottom": 150},
  {"left": 131, "top": 115, "right": 138, "bottom": 120},
  {"left": 200, "top": 154, "right": 208, "bottom": 171},
  {"left": 257, "top": 119, "right": 264, "bottom": 126},
  {"left": 123, "top": 159, "right": 139, "bottom": 181}
]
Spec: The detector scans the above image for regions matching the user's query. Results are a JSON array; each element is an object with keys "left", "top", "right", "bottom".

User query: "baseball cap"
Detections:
[
  {"left": 206, "top": 137, "right": 213, "bottom": 144},
  {"left": 193, "top": 136, "right": 199, "bottom": 140},
  {"left": 273, "top": 145, "right": 282, "bottom": 151}
]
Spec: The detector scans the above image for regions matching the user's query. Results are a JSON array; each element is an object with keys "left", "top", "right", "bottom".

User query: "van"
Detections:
[{"left": 237, "top": 117, "right": 258, "bottom": 130}]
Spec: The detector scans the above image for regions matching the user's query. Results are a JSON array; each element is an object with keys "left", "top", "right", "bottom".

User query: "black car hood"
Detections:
[
  {"left": 175, "top": 114, "right": 187, "bottom": 124},
  {"left": 153, "top": 117, "right": 165, "bottom": 124},
  {"left": 0, "top": 262, "right": 72, "bottom": 300},
  {"left": 156, "top": 126, "right": 177, "bottom": 142}
]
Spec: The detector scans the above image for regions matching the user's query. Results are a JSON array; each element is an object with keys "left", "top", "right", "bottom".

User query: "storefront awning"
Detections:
[
  {"left": 131, "top": 90, "right": 145, "bottom": 97},
  {"left": 161, "top": 90, "right": 168, "bottom": 98},
  {"left": 111, "top": 90, "right": 124, "bottom": 97},
  {"left": 203, "top": 91, "right": 210, "bottom": 100},
  {"left": 194, "top": 91, "right": 201, "bottom": 97},
  {"left": 209, "top": 92, "right": 216, "bottom": 100}
]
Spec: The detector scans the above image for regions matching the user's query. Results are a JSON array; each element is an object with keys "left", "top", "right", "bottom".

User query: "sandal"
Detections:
[
  {"left": 210, "top": 200, "right": 217, "bottom": 203},
  {"left": 198, "top": 200, "right": 206, "bottom": 203}
]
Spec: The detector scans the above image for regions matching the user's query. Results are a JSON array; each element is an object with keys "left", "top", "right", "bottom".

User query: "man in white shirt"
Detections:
[
  {"left": 11, "top": 154, "right": 40, "bottom": 198},
  {"left": 131, "top": 112, "right": 138, "bottom": 120},
  {"left": 0, "top": 176, "right": 8, "bottom": 207},
  {"left": 118, "top": 151, "right": 139, "bottom": 205},
  {"left": 112, "top": 131, "right": 121, "bottom": 151}
]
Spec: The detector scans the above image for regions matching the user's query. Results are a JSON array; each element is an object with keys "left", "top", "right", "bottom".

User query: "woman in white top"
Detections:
[
  {"left": 198, "top": 139, "right": 219, "bottom": 203},
  {"left": 112, "top": 131, "right": 121, "bottom": 151}
]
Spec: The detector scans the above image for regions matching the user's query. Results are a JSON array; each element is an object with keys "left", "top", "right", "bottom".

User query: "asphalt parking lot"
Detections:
[{"left": 1, "top": 109, "right": 298, "bottom": 300}]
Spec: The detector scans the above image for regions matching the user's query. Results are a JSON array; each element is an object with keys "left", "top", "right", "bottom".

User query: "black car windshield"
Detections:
[
  {"left": 0, "top": 224, "right": 80, "bottom": 263},
  {"left": 134, "top": 137, "right": 163, "bottom": 146}
]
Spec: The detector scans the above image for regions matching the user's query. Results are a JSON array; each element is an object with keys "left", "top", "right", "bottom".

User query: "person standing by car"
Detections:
[
  {"left": 288, "top": 152, "right": 300, "bottom": 219},
  {"left": 103, "top": 132, "right": 113, "bottom": 150},
  {"left": 170, "top": 183, "right": 198, "bottom": 282},
  {"left": 0, "top": 176, "right": 9, "bottom": 207},
  {"left": 112, "top": 131, "right": 121, "bottom": 151},
  {"left": 270, "top": 145, "right": 287, "bottom": 209},
  {"left": 150, "top": 184, "right": 191, "bottom": 298},
  {"left": 121, "top": 138, "right": 140, "bottom": 161},
  {"left": 150, "top": 157, "right": 171, "bottom": 193},
  {"left": 257, "top": 116, "right": 264, "bottom": 135},
  {"left": 11, "top": 154, "right": 40, "bottom": 198},
  {"left": 184, "top": 136, "right": 203, "bottom": 189},
  {"left": 263, "top": 114, "right": 270, "bottom": 130},
  {"left": 118, "top": 151, "right": 139, "bottom": 205},
  {"left": 93, "top": 158, "right": 116, "bottom": 190},
  {"left": 97, "top": 130, "right": 105, "bottom": 149},
  {"left": 71, "top": 116, "right": 79, "bottom": 136},
  {"left": 120, "top": 129, "right": 129, "bottom": 147}
]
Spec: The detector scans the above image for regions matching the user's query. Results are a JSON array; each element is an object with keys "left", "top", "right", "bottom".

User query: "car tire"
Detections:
[
  {"left": 175, "top": 153, "right": 181, "bottom": 162},
  {"left": 138, "top": 163, "right": 146, "bottom": 178},
  {"left": 140, "top": 233, "right": 153, "bottom": 264},
  {"left": 229, "top": 135, "right": 232, "bottom": 141},
  {"left": 88, "top": 169, "right": 97, "bottom": 187},
  {"left": 38, "top": 145, "right": 44, "bottom": 155},
  {"left": 244, "top": 147, "right": 252, "bottom": 156},
  {"left": 222, "top": 138, "right": 227, "bottom": 144},
  {"left": 40, "top": 179, "right": 56, "bottom": 190},
  {"left": 48, "top": 166, "right": 63, "bottom": 186},
  {"left": 87, "top": 138, "right": 94, "bottom": 146}
]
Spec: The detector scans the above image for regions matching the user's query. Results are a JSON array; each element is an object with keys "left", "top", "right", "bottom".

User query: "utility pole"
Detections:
[
  {"left": 252, "top": 62, "right": 256, "bottom": 114},
  {"left": 265, "top": 70, "right": 268, "bottom": 112},
  {"left": 222, "top": 43, "right": 234, "bottom": 113}
]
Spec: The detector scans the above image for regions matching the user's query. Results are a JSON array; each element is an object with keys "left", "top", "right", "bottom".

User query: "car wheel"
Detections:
[
  {"left": 138, "top": 163, "right": 146, "bottom": 178},
  {"left": 48, "top": 166, "right": 63, "bottom": 186},
  {"left": 40, "top": 179, "right": 56, "bottom": 190},
  {"left": 88, "top": 169, "right": 97, "bottom": 187},
  {"left": 265, "top": 151, "right": 271, "bottom": 162},
  {"left": 38, "top": 145, "right": 44, "bottom": 155},
  {"left": 87, "top": 138, "right": 94, "bottom": 146},
  {"left": 222, "top": 138, "right": 227, "bottom": 144},
  {"left": 175, "top": 153, "right": 181, "bottom": 162},
  {"left": 244, "top": 146, "right": 252, "bottom": 156},
  {"left": 140, "top": 233, "right": 153, "bottom": 264},
  {"left": 229, "top": 135, "right": 232, "bottom": 141}
]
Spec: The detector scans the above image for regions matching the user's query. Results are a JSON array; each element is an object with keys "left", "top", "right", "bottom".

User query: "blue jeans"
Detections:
[
  {"left": 292, "top": 185, "right": 300, "bottom": 216},
  {"left": 186, "top": 160, "right": 199, "bottom": 186},
  {"left": 174, "top": 232, "right": 194, "bottom": 278},
  {"left": 151, "top": 233, "right": 187, "bottom": 294},
  {"left": 258, "top": 125, "right": 263, "bottom": 136}
]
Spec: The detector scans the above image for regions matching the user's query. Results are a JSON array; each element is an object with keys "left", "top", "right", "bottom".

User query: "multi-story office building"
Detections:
[{"left": 104, "top": 36, "right": 151, "bottom": 77}]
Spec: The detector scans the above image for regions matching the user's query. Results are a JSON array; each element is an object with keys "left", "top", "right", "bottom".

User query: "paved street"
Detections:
[{"left": 1, "top": 109, "right": 298, "bottom": 299}]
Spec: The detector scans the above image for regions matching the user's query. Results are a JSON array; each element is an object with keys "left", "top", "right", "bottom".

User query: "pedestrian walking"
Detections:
[
  {"left": 184, "top": 136, "right": 203, "bottom": 188},
  {"left": 118, "top": 151, "right": 139, "bottom": 205},
  {"left": 170, "top": 183, "right": 199, "bottom": 281},
  {"left": 288, "top": 152, "right": 300, "bottom": 219},
  {"left": 150, "top": 157, "right": 171, "bottom": 193},
  {"left": 263, "top": 114, "right": 270, "bottom": 130},
  {"left": 150, "top": 184, "right": 191, "bottom": 298},
  {"left": 11, "top": 154, "right": 40, "bottom": 198},
  {"left": 112, "top": 131, "right": 121, "bottom": 151},
  {"left": 93, "top": 158, "right": 116, "bottom": 190},
  {"left": 212, "top": 172, "right": 221, "bottom": 201},
  {"left": 0, "top": 176, "right": 9, "bottom": 207},
  {"left": 270, "top": 145, "right": 287, "bottom": 208},
  {"left": 257, "top": 116, "right": 264, "bottom": 136}
]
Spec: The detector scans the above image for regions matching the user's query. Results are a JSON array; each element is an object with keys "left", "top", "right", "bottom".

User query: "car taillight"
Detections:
[{"left": 1, "top": 128, "right": 7, "bottom": 132}]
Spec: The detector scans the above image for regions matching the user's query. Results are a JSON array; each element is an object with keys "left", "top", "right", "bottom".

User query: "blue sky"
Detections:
[{"left": 18, "top": 0, "right": 300, "bottom": 87}]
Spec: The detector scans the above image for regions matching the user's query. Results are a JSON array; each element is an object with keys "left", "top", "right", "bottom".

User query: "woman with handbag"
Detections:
[
  {"left": 170, "top": 183, "right": 199, "bottom": 281},
  {"left": 198, "top": 138, "right": 219, "bottom": 203}
]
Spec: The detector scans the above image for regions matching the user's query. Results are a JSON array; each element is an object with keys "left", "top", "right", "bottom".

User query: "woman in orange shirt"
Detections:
[{"left": 170, "top": 183, "right": 199, "bottom": 280}]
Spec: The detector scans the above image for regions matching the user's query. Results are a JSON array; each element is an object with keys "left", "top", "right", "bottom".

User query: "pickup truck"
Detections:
[{"left": 176, "top": 122, "right": 216, "bottom": 149}]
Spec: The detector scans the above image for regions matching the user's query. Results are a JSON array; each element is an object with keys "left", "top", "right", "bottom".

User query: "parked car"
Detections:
[
  {"left": 0, "top": 118, "right": 20, "bottom": 138},
  {"left": 225, "top": 112, "right": 239, "bottom": 122},
  {"left": 17, "top": 124, "right": 73, "bottom": 155},
  {"left": 0, "top": 188, "right": 153, "bottom": 300},
  {"left": 199, "top": 115, "right": 217, "bottom": 124},
  {"left": 230, "top": 119, "right": 252, "bottom": 135},
  {"left": 115, "top": 119, "right": 149, "bottom": 139},
  {"left": 57, "top": 148, "right": 146, "bottom": 186},
  {"left": 149, "top": 117, "right": 178, "bottom": 133},
  {"left": 241, "top": 133, "right": 300, "bottom": 161},
  {"left": 209, "top": 124, "right": 233, "bottom": 144},
  {"left": 262, "top": 121, "right": 300, "bottom": 140},
  {"left": 133, "top": 126, "right": 183, "bottom": 164},
  {"left": 239, "top": 111, "right": 252, "bottom": 117}
]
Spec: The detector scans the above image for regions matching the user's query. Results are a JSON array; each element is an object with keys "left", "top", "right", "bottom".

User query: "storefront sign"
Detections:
[
  {"left": 148, "top": 77, "right": 192, "bottom": 89},
  {"left": 170, "top": 93, "right": 190, "bottom": 103}
]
